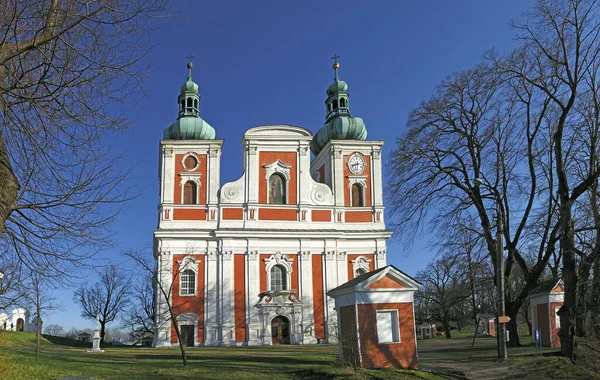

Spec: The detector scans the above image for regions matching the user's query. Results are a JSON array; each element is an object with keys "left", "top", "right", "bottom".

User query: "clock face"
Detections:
[{"left": 348, "top": 154, "right": 365, "bottom": 174}]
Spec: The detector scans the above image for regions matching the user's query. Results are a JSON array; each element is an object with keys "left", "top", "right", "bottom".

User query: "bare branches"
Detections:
[{"left": 0, "top": 0, "right": 167, "bottom": 278}]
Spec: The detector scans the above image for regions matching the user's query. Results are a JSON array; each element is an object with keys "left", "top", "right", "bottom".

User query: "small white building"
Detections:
[
  {"left": 0, "top": 308, "right": 43, "bottom": 333},
  {"left": 78, "top": 332, "right": 92, "bottom": 342}
]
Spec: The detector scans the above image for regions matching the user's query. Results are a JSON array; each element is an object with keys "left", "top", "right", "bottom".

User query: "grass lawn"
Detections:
[{"left": 0, "top": 331, "right": 436, "bottom": 380}]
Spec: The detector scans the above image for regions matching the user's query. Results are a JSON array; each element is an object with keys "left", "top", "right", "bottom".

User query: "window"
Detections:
[
  {"left": 354, "top": 268, "right": 367, "bottom": 277},
  {"left": 183, "top": 181, "right": 197, "bottom": 204},
  {"left": 376, "top": 310, "right": 400, "bottom": 343},
  {"left": 270, "top": 265, "right": 287, "bottom": 291},
  {"left": 351, "top": 183, "right": 364, "bottom": 207},
  {"left": 180, "top": 269, "right": 196, "bottom": 295},
  {"left": 184, "top": 155, "right": 197, "bottom": 170},
  {"left": 268, "top": 174, "right": 286, "bottom": 204},
  {"left": 187, "top": 97, "right": 193, "bottom": 107},
  {"left": 555, "top": 307, "right": 561, "bottom": 329},
  {"left": 340, "top": 98, "right": 346, "bottom": 107},
  {"left": 180, "top": 99, "right": 185, "bottom": 110}
]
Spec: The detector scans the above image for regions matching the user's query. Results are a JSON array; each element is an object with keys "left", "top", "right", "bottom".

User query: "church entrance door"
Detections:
[
  {"left": 16, "top": 318, "right": 24, "bottom": 331},
  {"left": 271, "top": 316, "right": 290, "bottom": 345},
  {"left": 180, "top": 325, "right": 194, "bottom": 347}
]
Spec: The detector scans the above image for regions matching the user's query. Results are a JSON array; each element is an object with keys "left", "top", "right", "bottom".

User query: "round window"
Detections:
[{"left": 184, "top": 155, "right": 198, "bottom": 170}]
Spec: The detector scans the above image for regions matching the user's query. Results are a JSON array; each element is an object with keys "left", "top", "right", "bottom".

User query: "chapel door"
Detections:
[
  {"left": 271, "top": 316, "right": 290, "bottom": 345},
  {"left": 16, "top": 318, "right": 24, "bottom": 331},
  {"left": 181, "top": 325, "right": 194, "bottom": 347}
]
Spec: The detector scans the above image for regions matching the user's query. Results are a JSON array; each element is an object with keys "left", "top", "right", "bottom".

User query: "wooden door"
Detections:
[
  {"left": 16, "top": 318, "right": 24, "bottom": 331},
  {"left": 181, "top": 325, "right": 195, "bottom": 347}
]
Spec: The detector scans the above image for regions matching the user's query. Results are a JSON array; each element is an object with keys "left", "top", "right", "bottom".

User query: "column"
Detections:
[
  {"left": 204, "top": 248, "right": 219, "bottom": 346},
  {"left": 220, "top": 249, "right": 236, "bottom": 346},
  {"left": 246, "top": 247, "right": 262, "bottom": 345},
  {"left": 154, "top": 248, "right": 173, "bottom": 347},
  {"left": 299, "top": 251, "right": 316, "bottom": 344}
]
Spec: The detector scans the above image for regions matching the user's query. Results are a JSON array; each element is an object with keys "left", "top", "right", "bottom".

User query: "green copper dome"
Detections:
[
  {"left": 326, "top": 79, "right": 348, "bottom": 96},
  {"left": 163, "top": 60, "right": 216, "bottom": 140},
  {"left": 310, "top": 57, "right": 367, "bottom": 155}
]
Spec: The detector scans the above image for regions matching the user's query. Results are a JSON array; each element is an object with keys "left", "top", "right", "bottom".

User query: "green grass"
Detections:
[{"left": 0, "top": 331, "right": 436, "bottom": 380}]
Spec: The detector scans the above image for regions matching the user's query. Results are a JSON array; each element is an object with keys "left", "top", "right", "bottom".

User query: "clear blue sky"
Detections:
[{"left": 46, "top": 0, "right": 534, "bottom": 331}]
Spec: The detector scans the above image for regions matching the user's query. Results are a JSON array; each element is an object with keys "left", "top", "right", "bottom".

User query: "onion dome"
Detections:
[
  {"left": 163, "top": 59, "right": 216, "bottom": 140},
  {"left": 310, "top": 55, "right": 367, "bottom": 155}
]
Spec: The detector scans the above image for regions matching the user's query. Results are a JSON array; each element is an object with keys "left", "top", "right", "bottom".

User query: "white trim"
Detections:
[
  {"left": 347, "top": 176, "right": 367, "bottom": 207},
  {"left": 179, "top": 174, "right": 202, "bottom": 205},
  {"left": 176, "top": 312, "right": 200, "bottom": 347},
  {"left": 264, "top": 160, "right": 292, "bottom": 205},
  {"left": 351, "top": 256, "right": 371, "bottom": 278},
  {"left": 177, "top": 256, "right": 200, "bottom": 296},
  {"left": 264, "top": 252, "right": 293, "bottom": 291},
  {"left": 376, "top": 309, "right": 400, "bottom": 344}
]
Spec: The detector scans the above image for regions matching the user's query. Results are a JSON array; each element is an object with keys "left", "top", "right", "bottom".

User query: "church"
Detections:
[{"left": 153, "top": 58, "right": 390, "bottom": 347}]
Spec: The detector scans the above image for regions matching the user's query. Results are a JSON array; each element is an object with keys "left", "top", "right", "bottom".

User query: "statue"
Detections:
[{"left": 95, "top": 314, "right": 100, "bottom": 330}]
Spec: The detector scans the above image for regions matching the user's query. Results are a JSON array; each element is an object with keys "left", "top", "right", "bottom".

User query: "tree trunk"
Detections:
[
  {"left": 442, "top": 312, "right": 452, "bottom": 339},
  {"left": 0, "top": 132, "right": 19, "bottom": 236},
  {"left": 591, "top": 257, "right": 600, "bottom": 338},
  {"left": 575, "top": 259, "right": 592, "bottom": 337},
  {"left": 505, "top": 310, "right": 520, "bottom": 347},
  {"left": 100, "top": 321, "right": 106, "bottom": 345},
  {"left": 559, "top": 211, "right": 576, "bottom": 361}
]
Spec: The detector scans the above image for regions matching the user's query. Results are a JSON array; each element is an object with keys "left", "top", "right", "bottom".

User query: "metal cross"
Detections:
[
  {"left": 186, "top": 53, "right": 195, "bottom": 62},
  {"left": 331, "top": 53, "right": 340, "bottom": 64}
]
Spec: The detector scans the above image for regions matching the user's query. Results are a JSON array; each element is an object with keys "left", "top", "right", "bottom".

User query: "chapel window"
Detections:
[
  {"left": 351, "top": 183, "right": 364, "bottom": 207},
  {"left": 268, "top": 173, "right": 286, "bottom": 204},
  {"left": 187, "top": 97, "right": 193, "bottom": 107},
  {"left": 270, "top": 265, "right": 287, "bottom": 291},
  {"left": 180, "top": 269, "right": 196, "bottom": 295},
  {"left": 183, "top": 181, "right": 197, "bottom": 205}
]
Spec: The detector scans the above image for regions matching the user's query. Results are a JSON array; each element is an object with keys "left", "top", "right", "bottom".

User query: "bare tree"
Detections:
[
  {"left": 73, "top": 265, "right": 130, "bottom": 344},
  {"left": 26, "top": 268, "right": 60, "bottom": 361},
  {"left": 43, "top": 324, "right": 65, "bottom": 337},
  {"left": 415, "top": 253, "right": 469, "bottom": 338},
  {"left": 0, "top": 0, "right": 166, "bottom": 278},
  {"left": 0, "top": 258, "right": 24, "bottom": 310},
  {"left": 125, "top": 248, "right": 190, "bottom": 366},
  {"left": 500, "top": 0, "right": 600, "bottom": 359},
  {"left": 121, "top": 272, "right": 155, "bottom": 343}
]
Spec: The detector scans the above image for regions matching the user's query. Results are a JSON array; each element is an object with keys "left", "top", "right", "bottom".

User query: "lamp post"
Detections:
[{"left": 473, "top": 178, "right": 507, "bottom": 359}]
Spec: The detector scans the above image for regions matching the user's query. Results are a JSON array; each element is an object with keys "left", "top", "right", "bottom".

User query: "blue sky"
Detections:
[{"left": 46, "top": 1, "right": 534, "bottom": 331}]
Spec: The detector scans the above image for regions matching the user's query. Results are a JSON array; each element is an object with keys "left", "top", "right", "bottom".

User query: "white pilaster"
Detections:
[
  {"left": 220, "top": 248, "right": 236, "bottom": 346},
  {"left": 154, "top": 248, "right": 173, "bottom": 347},
  {"left": 299, "top": 251, "right": 316, "bottom": 344},
  {"left": 205, "top": 249, "right": 220, "bottom": 346}
]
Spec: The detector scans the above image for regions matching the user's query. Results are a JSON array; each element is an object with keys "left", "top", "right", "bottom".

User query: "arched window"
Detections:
[
  {"left": 194, "top": 99, "right": 198, "bottom": 109},
  {"left": 270, "top": 265, "right": 287, "bottom": 291},
  {"left": 181, "top": 99, "right": 185, "bottom": 110},
  {"left": 183, "top": 181, "right": 197, "bottom": 204},
  {"left": 333, "top": 99, "right": 338, "bottom": 109},
  {"left": 340, "top": 98, "right": 346, "bottom": 107},
  {"left": 355, "top": 268, "right": 367, "bottom": 277},
  {"left": 268, "top": 174, "right": 286, "bottom": 204},
  {"left": 351, "top": 183, "right": 364, "bottom": 207},
  {"left": 187, "top": 97, "right": 193, "bottom": 107},
  {"left": 180, "top": 269, "right": 196, "bottom": 295}
]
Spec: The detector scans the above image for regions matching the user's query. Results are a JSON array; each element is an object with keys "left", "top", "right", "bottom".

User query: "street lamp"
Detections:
[{"left": 473, "top": 178, "right": 507, "bottom": 360}]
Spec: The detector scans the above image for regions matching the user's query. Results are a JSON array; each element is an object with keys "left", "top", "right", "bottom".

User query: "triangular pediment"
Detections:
[{"left": 364, "top": 274, "right": 406, "bottom": 289}]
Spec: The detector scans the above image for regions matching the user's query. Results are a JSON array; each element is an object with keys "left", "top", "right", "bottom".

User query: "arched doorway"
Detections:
[
  {"left": 16, "top": 318, "right": 24, "bottom": 331},
  {"left": 271, "top": 316, "right": 290, "bottom": 345}
]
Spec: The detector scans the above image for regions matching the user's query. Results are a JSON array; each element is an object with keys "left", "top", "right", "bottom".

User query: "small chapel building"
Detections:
[{"left": 153, "top": 58, "right": 390, "bottom": 347}]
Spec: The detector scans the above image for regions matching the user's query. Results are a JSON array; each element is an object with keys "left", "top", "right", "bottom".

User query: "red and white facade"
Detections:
[{"left": 153, "top": 125, "right": 389, "bottom": 347}]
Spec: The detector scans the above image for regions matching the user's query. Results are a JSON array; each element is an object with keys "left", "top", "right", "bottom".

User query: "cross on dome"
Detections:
[
  {"left": 331, "top": 53, "right": 340, "bottom": 80},
  {"left": 186, "top": 53, "right": 195, "bottom": 79}
]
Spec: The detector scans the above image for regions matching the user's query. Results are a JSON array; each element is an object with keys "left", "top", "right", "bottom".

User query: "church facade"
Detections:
[{"left": 153, "top": 59, "right": 390, "bottom": 347}]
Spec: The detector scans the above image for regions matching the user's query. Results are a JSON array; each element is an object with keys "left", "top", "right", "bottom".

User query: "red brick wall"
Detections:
[
  {"left": 223, "top": 208, "right": 244, "bottom": 220},
  {"left": 345, "top": 210, "right": 372, "bottom": 223},
  {"left": 356, "top": 303, "right": 418, "bottom": 369},
  {"left": 173, "top": 208, "right": 206, "bottom": 220},
  {"left": 234, "top": 254, "right": 246, "bottom": 342},
  {"left": 312, "top": 254, "right": 325, "bottom": 340},
  {"left": 170, "top": 254, "right": 204, "bottom": 344},
  {"left": 343, "top": 153, "right": 371, "bottom": 207},
  {"left": 312, "top": 210, "right": 332, "bottom": 222},
  {"left": 174, "top": 153, "right": 207, "bottom": 204},
  {"left": 549, "top": 302, "right": 563, "bottom": 348},
  {"left": 258, "top": 208, "right": 297, "bottom": 221},
  {"left": 258, "top": 151, "right": 297, "bottom": 204}
]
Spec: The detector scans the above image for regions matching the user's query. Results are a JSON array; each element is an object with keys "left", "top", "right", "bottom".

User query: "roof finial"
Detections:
[
  {"left": 186, "top": 53, "right": 195, "bottom": 80},
  {"left": 331, "top": 53, "right": 340, "bottom": 80}
]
